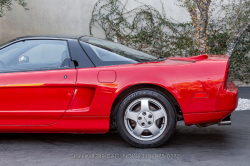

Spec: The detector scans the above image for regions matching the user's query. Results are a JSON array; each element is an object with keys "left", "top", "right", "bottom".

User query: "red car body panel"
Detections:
[
  {"left": 0, "top": 52, "right": 238, "bottom": 133},
  {"left": 0, "top": 69, "right": 77, "bottom": 125}
]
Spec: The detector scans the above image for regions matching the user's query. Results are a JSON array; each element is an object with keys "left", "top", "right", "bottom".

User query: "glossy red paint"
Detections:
[
  {"left": 168, "top": 54, "right": 208, "bottom": 62},
  {"left": 0, "top": 116, "right": 109, "bottom": 133},
  {"left": 0, "top": 54, "right": 238, "bottom": 133},
  {"left": 215, "top": 81, "right": 238, "bottom": 112},
  {"left": 0, "top": 69, "right": 77, "bottom": 125},
  {"left": 183, "top": 111, "right": 232, "bottom": 125},
  {"left": 98, "top": 70, "right": 116, "bottom": 83}
]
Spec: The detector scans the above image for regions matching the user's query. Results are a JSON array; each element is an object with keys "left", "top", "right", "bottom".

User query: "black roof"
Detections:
[
  {"left": 15, "top": 35, "right": 81, "bottom": 40},
  {"left": 0, "top": 35, "right": 87, "bottom": 48}
]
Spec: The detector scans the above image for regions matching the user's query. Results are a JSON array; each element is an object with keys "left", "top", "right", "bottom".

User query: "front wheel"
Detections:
[{"left": 116, "top": 90, "right": 176, "bottom": 148}]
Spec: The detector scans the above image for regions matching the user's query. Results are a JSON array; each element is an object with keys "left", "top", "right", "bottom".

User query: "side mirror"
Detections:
[{"left": 18, "top": 55, "right": 29, "bottom": 64}]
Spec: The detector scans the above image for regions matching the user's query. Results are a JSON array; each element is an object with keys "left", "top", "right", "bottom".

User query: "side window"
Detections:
[
  {"left": 88, "top": 44, "right": 135, "bottom": 62},
  {"left": 0, "top": 40, "right": 70, "bottom": 72},
  {"left": 0, "top": 42, "right": 23, "bottom": 60}
]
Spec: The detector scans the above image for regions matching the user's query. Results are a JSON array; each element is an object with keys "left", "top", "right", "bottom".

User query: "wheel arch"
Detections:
[{"left": 109, "top": 83, "right": 182, "bottom": 130}]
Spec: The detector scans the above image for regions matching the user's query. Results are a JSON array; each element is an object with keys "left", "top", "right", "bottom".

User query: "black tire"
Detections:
[{"left": 116, "top": 89, "right": 176, "bottom": 148}]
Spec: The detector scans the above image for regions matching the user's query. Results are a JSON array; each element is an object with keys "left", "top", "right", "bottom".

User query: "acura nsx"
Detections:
[{"left": 0, "top": 36, "right": 238, "bottom": 148}]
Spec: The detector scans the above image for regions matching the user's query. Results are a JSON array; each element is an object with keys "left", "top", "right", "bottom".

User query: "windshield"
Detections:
[
  {"left": 0, "top": 38, "right": 17, "bottom": 48},
  {"left": 80, "top": 36, "right": 158, "bottom": 63}
]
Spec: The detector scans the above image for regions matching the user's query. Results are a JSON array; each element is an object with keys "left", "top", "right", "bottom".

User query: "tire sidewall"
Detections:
[{"left": 116, "top": 89, "right": 176, "bottom": 148}]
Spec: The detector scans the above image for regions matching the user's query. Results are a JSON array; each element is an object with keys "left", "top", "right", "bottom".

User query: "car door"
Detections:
[{"left": 0, "top": 39, "right": 77, "bottom": 125}]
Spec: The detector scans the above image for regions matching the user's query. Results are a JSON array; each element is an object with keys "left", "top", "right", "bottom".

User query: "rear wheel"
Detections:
[{"left": 116, "top": 90, "right": 176, "bottom": 148}]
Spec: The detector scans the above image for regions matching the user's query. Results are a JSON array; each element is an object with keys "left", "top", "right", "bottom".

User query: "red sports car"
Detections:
[{"left": 0, "top": 36, "right": 238, "bottom": 148}]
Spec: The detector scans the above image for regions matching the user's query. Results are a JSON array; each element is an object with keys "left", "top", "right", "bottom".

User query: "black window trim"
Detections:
[
  {"left": 67, "top": 39, "right": 95, "bottom": 69},
  {"left": 0, "top": 39, "right": 76, "bottom": 74}
]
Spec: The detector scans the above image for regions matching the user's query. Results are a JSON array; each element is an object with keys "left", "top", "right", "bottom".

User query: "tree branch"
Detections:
[{"left": 227, "top": 20, "right": 250, "bottom": 57}]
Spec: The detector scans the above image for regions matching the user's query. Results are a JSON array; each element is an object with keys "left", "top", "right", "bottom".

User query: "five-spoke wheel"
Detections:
[
  {"left": 117, "top": 90, "right": 176, "bottom": 148},
  {"left": 124, "top": 98, "right": 167, "bottom": 141}
]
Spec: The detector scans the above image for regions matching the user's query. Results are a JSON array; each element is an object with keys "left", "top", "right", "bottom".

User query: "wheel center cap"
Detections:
[{"left": 137, "top": 111, "right": 154, "bottom": 128}]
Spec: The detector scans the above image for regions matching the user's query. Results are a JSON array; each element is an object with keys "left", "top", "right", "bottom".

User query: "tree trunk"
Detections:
[
  {"left": 227, "top": 21, "right": 250, "bottom": 57},
  {"left": 185, "top": 0, "right": 199, "bottom": 51},
  {"left": 194, "top": 0, "right": 211, "bottom": 54},
  {"left": 199, "top": 12, "right": 208, "bottom": 54}
]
